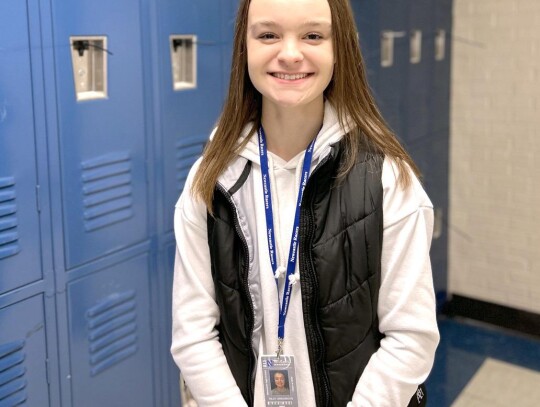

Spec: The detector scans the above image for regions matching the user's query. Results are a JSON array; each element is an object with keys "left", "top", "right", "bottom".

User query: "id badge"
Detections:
[{"left": 261, "top": 355, "right": 298, "bottom": 407}]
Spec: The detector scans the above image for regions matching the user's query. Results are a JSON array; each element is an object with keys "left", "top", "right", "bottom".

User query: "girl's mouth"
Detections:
[{"left": 270, "top": 73, "right": 312, "bottom": 80}]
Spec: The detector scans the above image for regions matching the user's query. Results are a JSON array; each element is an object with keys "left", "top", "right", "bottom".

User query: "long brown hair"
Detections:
[{"left": 193, "top": 0, "right": 419, "bottom": 210}]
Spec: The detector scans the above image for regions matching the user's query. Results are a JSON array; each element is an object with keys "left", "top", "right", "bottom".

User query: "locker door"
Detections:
[
  {"left": 164, "top": 243, "right": 180, "bottom": 407},
  {"left": 376, "top": 0, "right": 409, "bottom": 140},
  {"left": 159, "top": 0, "right": 223, "bottom": 232},
  {"left": 428, "top": 0, "right": 453, "bottom": 296},
  {"left": 0, "top": 297, "right": 49, "bottom": 406},
  {"left": 405, "top": 0, "right": 433, "bottom": 186},
  {"left": 351, "top": 0, "right": 380, "bottom": 87},
  {"left": 406, "top": 0, "right": 432, "bottom": 144},
  {"left": 0, "top": 0, "right": 42, "bottom": 295},
  {"left": 222, "top": 0, "right": 240, "bottom": 99},
  {"left": 51, "top": 0, "right": 149, "bottom": 269},
  {"left": 67, "top": 255, "right": 153, "bottom": 407},
  {"left": 154, "top": 2, "right": 235, "bottom": 405}
]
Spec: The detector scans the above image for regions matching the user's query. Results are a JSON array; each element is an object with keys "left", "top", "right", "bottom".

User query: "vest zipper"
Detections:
[
  {"left": 216, "top": 184, "right": 256, "bottom": 405},
  {"left": 300, "top": 153, "right": 333, "bottom": 407}
]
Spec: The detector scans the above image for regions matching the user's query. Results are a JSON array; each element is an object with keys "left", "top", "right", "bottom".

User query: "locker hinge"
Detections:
[
  {"left": 35, "top": 184, "right": 41, "bottom": 212},
  {"left": 45, "top": 358, "right": 51, "bottom": 384}
]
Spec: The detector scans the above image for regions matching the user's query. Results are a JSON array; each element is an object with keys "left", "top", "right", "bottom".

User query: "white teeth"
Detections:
[{"left": 273, "top": 73, "right": 309, "bottom": 80}]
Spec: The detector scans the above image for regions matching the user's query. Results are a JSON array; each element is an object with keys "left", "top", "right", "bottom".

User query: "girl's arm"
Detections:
[
  {"left": 349, "top": 158, "right": 440, "bottom": 406},
  {"left": 171, "top": 159, "right": 248, "bottom": 407}
]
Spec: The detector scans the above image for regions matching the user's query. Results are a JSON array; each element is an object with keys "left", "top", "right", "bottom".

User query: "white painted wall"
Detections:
[{"left": 450, "top": 0, "right": 540, "bottom": 313}]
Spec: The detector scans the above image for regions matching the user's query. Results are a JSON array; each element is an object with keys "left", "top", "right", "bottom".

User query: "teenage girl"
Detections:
[{"left": 171, "top": 0, "right": 440, "bottom": 405}]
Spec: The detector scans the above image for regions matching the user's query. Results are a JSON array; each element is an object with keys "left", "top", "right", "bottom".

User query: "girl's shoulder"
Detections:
[
  {"left": 382, "top": 157, "right": 433, "bottom": 227},
  {"left": 175, "top": 157, "right": 207, "bottom": 228}
]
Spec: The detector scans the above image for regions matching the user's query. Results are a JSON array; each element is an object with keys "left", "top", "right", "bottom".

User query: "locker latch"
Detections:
[
  {"left": 170, "top": 35, "right": 197, "bottom": 90},
  {"left": 70, "top": 36, "right": 108, "bottom": 101}
]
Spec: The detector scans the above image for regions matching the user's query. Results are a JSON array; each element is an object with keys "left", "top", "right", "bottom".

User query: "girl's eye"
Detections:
[
  {"left": 305, "top": 33, "right": 323, "bottom": 40},
  {"left": 259, "top": 33, "right": 277, "bottom": 40}
]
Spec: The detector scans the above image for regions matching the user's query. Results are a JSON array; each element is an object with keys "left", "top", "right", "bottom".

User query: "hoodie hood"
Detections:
[{"left": 238, "top": 102, "right": 350, "bottom": 167}]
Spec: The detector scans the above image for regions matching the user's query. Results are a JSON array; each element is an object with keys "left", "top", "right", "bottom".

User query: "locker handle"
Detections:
[
  {"left": 72, "top": 40, "right": 113, "bottom": 56},
  {"left": 70, "top": 36, "right": 109, "bottom": 101}
]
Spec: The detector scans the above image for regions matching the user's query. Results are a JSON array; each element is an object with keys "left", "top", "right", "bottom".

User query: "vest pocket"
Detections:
[
  {"left": 215, "top": 281, "right": 247, "bottom": 346},
  {"left": 319, "top": 280, "right": 373, "bottom": 363},
  {"left": 209, "top": 216, "right": 243, "bottom": 289}
]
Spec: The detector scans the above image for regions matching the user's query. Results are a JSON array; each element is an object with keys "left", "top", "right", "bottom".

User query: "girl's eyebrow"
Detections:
[
  {"left": 249, "top": 21, "right": 279, "bottom": 33},
  {"left": 300, "top": 20, "right": 332, "bottom": 29},
  {"left": 249, "top": 20, "right": 331, "bottom": 33}
]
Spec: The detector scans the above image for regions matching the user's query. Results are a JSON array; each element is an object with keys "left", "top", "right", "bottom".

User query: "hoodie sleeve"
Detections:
[
  {"left": 348, "top": 157, "right": 440, "bottom": 407},
  {"left": 171, "top": 158, "right": 248, "bottom": 407}
]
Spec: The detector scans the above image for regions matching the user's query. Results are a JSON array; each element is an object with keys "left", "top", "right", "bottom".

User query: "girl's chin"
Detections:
[{"left": 262, "top": 95, "right": 323, "bottom": 111}]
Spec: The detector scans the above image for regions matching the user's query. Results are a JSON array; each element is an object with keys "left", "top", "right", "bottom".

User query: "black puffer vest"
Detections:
[{"left": 207, "top": 140, "right": 385, "bottom": 406}]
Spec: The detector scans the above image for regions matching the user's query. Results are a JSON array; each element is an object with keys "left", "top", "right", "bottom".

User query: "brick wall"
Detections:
[{"left": 449, "top": 0, "right": 540, "bottom": 313}]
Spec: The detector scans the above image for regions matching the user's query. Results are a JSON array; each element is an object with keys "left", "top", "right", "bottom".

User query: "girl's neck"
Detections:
[{"left": 261, "top": 99, "right": 324, "bottom": 161}]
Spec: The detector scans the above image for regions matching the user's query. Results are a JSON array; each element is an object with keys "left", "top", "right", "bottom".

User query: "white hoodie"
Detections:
[{"left": 172, "top": 103, "right": 439, "bottom": 406}]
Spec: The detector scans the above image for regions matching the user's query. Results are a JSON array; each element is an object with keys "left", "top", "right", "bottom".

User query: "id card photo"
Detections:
[{"left": 261, "top": 356, "right": 298, "bottom": 407}]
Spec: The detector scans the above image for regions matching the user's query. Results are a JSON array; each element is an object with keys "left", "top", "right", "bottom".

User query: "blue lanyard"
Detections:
[{"left": 258, "top": 126, "right": 316, "bottom": 356}]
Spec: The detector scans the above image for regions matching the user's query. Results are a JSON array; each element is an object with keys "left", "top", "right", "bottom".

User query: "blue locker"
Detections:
[
  {"left": 46, "top": 0, "right": 159, "bottom": 404},
  {"left": 0, "top": 0, "right": 43, "bottom": 295},
  {"left": 50, "top": 0, "right": 149, "bottom": 269},
  {"left": 222, "top": 0, "right": 240, "bottom": 100},
  {"left": 0, "top": 296, "right": 49, "bottom": 406},
  {"left": 349, "top": 0, "right": 451, "bottom": 301},
  {"left": 66, "top": 254, "right": 153, "bottom": 407},
  {"left": 157, "top": 0, "right": 224, "bottom": 234},
  {"left": 405, "top": 0, "right": 432, "bottom": 143},
  {"left": 428, "top": 0, "right": 452, "bottom": 298},
  {"left": 351, "top": 0, "right": 380, "bottom": 85},
  {"left": 375, "top": 0, "right": 409, "bottom": 140},
  {"left": 163, "top": 243, "right": 180, "bottom": 407},
  {"left": 152, "top": 1, "right": 240, "bottom": 405}
]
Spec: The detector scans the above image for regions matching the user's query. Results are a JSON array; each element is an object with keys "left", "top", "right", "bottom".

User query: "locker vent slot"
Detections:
[
  {"left": 0, "top": 340, "right": 28, "bottom": 405},
  {"left": 0, "top": 177, "right": 20, "bottom": 260},
  {"left": 170, "top": 35, "right": 197, "bottom": 90},
  {"left": 81, "top": 152, "right": 134, "bottom": 232},
  {"left": 176, "top": 135, "right": 206, "bottom": 192},
  {"left": 87, "top": 290, "right": 138, "bottom": 376}
]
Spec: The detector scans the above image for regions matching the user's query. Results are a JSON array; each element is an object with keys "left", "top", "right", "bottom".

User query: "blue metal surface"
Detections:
[
  {"left": 67, "top": 254, "right": 154, "bottom": 407},
  {"left": 375, "top": 0, "right": 410, "bottom": 140},
  {"left": 429, "top": 0, "right": 452, "bottom": 297},
  {"left": 421, "top": 136, "right": 450, "bottom": 297},
  {"left": 151, "top": 1, "right": 238, "bottom": 404},
  {"left": 405, "top": 0, "right": 432, "bottom": 144},
  {"left": 157, "top": 0, "right": 225, "bottom": 235},
  {"left": 164, "top": 243, "right": 180, "bottom": 407},
  {"left": 0, "top": 296, "right": 49, "bottom": 406},
  {"left": 222, "top": 0, "right": 239, "bottom": 101},
  {"left": 0, "top": 0, "right": 43, "bottom": 295},
  {"left": 351, "top": 0, "right": 379, "bottom": 84},
  {"left": 1, "top": 2, "right": 61, "bottom": 406},
  {"left": 50, "top": 0, "right": 149, "bottom": 270},
  {"left": 47, "top": 0, "right": 157, "bottom": 405},
  {"left": 351, "top": 0, "right": 451, "bottom": 299}
]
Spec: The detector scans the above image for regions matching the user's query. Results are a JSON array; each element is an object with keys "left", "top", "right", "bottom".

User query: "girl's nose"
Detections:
[{"left": 278, "top": 39, "right": 304, "bottom": 65}]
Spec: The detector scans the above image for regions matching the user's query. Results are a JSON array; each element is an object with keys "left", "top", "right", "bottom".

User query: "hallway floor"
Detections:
[{"left": 427, "top": 317, "right": 540, "bottom": 406}]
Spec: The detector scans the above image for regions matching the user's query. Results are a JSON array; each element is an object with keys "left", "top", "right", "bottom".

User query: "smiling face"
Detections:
[
  {"left": 246, "top": 0, "right": 334, "bottom": 112},
  {"left": 274, "top": 372, "right": 285, "bottom": 389}
]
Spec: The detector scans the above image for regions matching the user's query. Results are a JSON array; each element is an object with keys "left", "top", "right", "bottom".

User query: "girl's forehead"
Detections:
[
  {"left": 247, "top": 0, "right": 332, "bottom": 24},
  {"left": 248, "top": 19, "right": 332, "bottom": 32}
]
